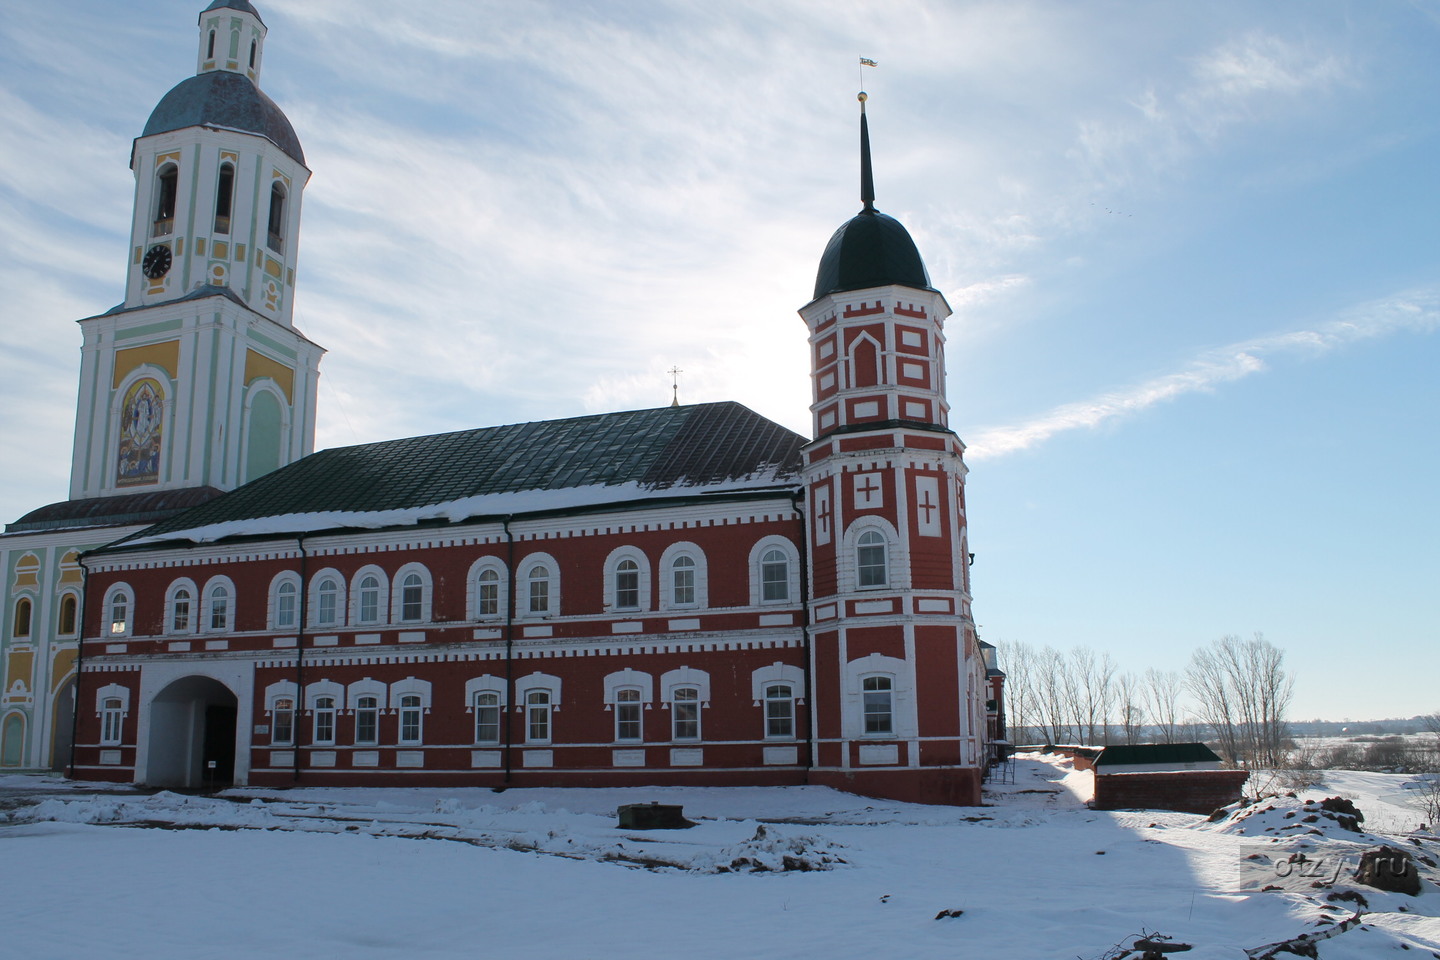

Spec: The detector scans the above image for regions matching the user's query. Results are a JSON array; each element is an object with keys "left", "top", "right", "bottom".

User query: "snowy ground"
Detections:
[{"left": 1, "top": 758, "right": 1436, "bottom": 959}]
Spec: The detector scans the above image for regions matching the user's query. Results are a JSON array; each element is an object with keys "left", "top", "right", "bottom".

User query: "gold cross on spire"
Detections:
[{"left": 668, "top": 366, "right": 684, "bottom": 407}]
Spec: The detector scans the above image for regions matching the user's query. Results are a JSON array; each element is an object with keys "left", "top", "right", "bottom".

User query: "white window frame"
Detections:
[
  {"left": 265, "top": 680, "right": 298, "bottom": 746},
  {"left": 515, "top": 671, "right": 561, "bottom": 744},
  {"left": 95, "top": 683, "right": 131, "bottom": 746},
  {"left": 518, "top": 553, "right": 559, "bottom": 618},
  {"left": 349, "top": 565, "right": 389, "bottom": 626},
  {"left": 165, "top": 578, "right": 198, "bottom": 635},
  {"left": 659, "top": 667, "right": 709, "bottom": 742},
  {"left": 201, "top": 575, "right": 236, "bottom": 633},
  {"left": 842, "top": 653, "right": 916, "bottom": 740},
  {"left": 103, "top": 583, "right": 134, "bottom": 638},
  {"left": 309, "top": 569, "right": 345, "bottom": 629},
  {"left": 465, "top": 675, "right": 507, "bottom": 744},
  {"left": 604, "top": 669, "right": 653, "bottom": 743},
  {"left": 466, "top": 557, "right": 507, "bottom": 621},
  {"left": 603, "top": 547, "right": 651, "bottom": 613},
  {"left": 346, "top": 678, "right": 388, "bottom": 746},
  {"left": 841, "top": 519, "right": 905, "bottom": 594},
  {"left": 397, "top": 695, "right": 424, "bottom": 745},
  {"left": 392, "top": 563, "right": 432, "bottom": 624},
  {"left": 856, "top": 530, "right": 889, "bottom": 589},
  {"left": 268, "top": 572, "right": 301, "bottom": 632},
  {"left": 748, "top": 536, "right": 799, "bottom": 606},
  {"left": 305, "top": 680, "right": 344, "bottom": 745},
  {"left": 751, "top": 662, "right": 805, "bottom": 740},
  {"left": 658, "top": 542, "right": 707, "bottom": 610}
]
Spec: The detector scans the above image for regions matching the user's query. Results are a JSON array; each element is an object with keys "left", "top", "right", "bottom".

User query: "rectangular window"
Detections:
[
  {"left": 478, "top": 576, "right": 499, "bottom": 616},
  {"left": 615, "top": 689, "right": 642, "bottom": 742},
  {"left": 208, "top": 595, "right": 228, "bottom": 631},
  {"left": 474, "top": 692, "right": 500, "bottom": 744},
  {"left": 672, "top": 688, "right": 700, "bottom": 741},
  {"left": 313, "top": 697, "right": 336, "bottom": 745},
  {"left": 862, "top": 677, "right": 893, "bottom": 735},
  {"left": 526, "top": 691, "right": 551, "bottom": 742},
  {"left": 765, "top": 684, "right": 794, "bottom": 739},
  {"left": 672, "top": 563, "right": 695, "bottom": 605},
  {"left": 101, "top": 698, "right": 124, "bottom": 745},
  {"left": 276, "top": 586, "right": 296, "bottom": 629},
  {"left": 528, "top": 578, "right": 549, "bottom": 614},
  {"left": 398, "top": 695, "right": 423, "bottom": 744},
  {"left": 354, "top": 696, "right": 379, "bottom": 744},
  {"left": 172, "top": 594, "right": 191, "bottom": 632},
  {"left": 760, "top": 551, "right": 789, "bottom": 601},
  {"left": 272, "top": 698, "right": 294, "bottom": 745}
]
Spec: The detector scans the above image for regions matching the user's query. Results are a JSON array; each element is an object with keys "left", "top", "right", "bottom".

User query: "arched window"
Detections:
[
  {"left": 266, "top": 182, "right": 286, "bottom": 252},
  {"left": 312, "top": 696, "right": 337, "bottom": 745},
  {"left": 271, "top": 697, "right": 295, "bottom": 745},
  {"left": 105, "top": 585, "right": 133, "bottom": 637},
  {"left": 313, "top": 575, "right": 341, "bottom": 627},
  {"left": 213, "top": 162, "right": 234, "bottom": 234},
  {"left": 12, "top": 598, "right": 32, "bottom": 638},
  {"left": 761, "top": 549, "right": 790, "bottom": 601},
  {"left": 525, "top": 690, "right": 551, "bottom": 743},
  {"left": 249, "top": 39, "right": 257, "bottom": 68},
  {"left": 399, "top": 573, "right": 424, "bottom": 622},
  {"left": 58, "top": 594, "right": 78, "bottom": 636},
  {"left": 473, "top": 691, "right": 501, "bottom": 744},
  {"left": 526, "top": 564, "right": 552, "bottom": 615},
  {"left": 765, "top": 684, "right": 796, "bottom": 739},
  {"left": 477, "top": 569, "right": 500, "bottom": 616},
  {"left": 170, "top": 588, "right": 193, "bottom": 633},
  {"left": 862, "top": 676, "right": 893, "bottom": 735},
  {"left": 154, "top": 164, "right": 178, "bottom": 237},
  {"left": 398, "top": 695, "right": 423, "bottom": 744},
  {"left": 614, "top": 688, "right": 642, "bottom": 742},
  {"left": 354, "top": 695, "right": 379, "bottom": 745},
  {"left": 357, "top": 576, "right": 381, "bottom": 624},
  {"left": 671, "top": 556, "right": 695, "bottom": 606},
  {"left": 203, "top": 581, "right": 232, "bottom": 631},
  {"left": 614, "top": 559, "right": 640, "bottom": 609},
  {"left": 672, "top": 687, "right": 701, "bottom": 741},
  {"left": 207, "top": 29, "right": 216, "bottom": 59},
  {"left": 857, "top": 530, "right": 888, "bottom": 588},
  {"left": 274, "top": 579, "right": 298, "bottom": 630},
  {"left": 101, "top": 698, "right": 125, "bottom": 745}
]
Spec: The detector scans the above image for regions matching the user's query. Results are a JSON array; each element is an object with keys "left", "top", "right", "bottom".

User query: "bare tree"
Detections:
[
  {"left": 1000, "top": 641, "right": 1039, "bottom": 743},
  {"left": 1116, "top": 672, "right": 1146, "bottom": 745},
  {"left": 1035, "top": 645, "right": 1071, "bottom": 744},
  {"left": 1186, "top": 634, "right": 1293, "bottom": 767},
  {"left": 1144, "top": 668, "right": 1184, "bottom": 743}
]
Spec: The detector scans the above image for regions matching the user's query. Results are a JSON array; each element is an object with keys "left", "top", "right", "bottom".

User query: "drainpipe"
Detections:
[
  {"left": 792, "top": 489, "right": 815, "bottom": 780},
  {"left": 292, "top": 534, "right": 309, "bottom": 782},
  {"left": 68, "top": 552, "right": 90, "bottom": 780},
  {"left": 501, "top": 517, "right": 515, "bottom": 784}
]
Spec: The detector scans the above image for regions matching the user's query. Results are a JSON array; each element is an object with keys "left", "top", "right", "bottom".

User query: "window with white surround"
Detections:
[
  {"left": 392, "top": 563, "right": 432, "bottom": 623},
  {"left": 603, "top": 547, "right": 650, "bottom": 613},
  {"left": 467, "top": 558, "right": 507, "bottom": 620},
  {"left": 764, "top": 684, "right": 796, "bottom": 739},
  {"left": 660, "top": 667, "right": 709, "bottom": 742},
  {"left": 313, "top": 697, "right": 337, "bottom": 744},
  {"left": 671, "top": 687, "right": 700, "bottom": 740},
  {"left": 202, "top": 577, "right": 235, "bottom": 631},
  {"left": 398, "top": 695, "right": 423, "bottom": 744},
  {"left": 465, "top": 675, "right": 507, "bottom": 743},
  {"left": 266, "top": 181, "right": 286, "bottom": 252},
  {"left": 104, "top": 584, "right": 134, "bottom": 637},
  {"left": 749, "top": 537, "right": 799, "bottom": 605},
  {"left": 515, "top": 672, "right": 561, "bottom": 743},
  {"left": 154, "top": 163, "right": 178, "bottom": 236},
  {"left": 165, "top": 579, "right": 197, "bottom": 634},
  {"left": 350, "top": 567, "right": 387, "bottom": 625},
  {"left": 96, "top": 684, "right": 130, "bottom": 746},
  {"left": 519, "top": 555, "right": 558, "bottom": 617},
  {"left": 525, "top": 690, "right": 551, "bottom": 742},
  {"left": 856, "top": 530, "right": 888, "bottom": 588},
  {"left": 58, "top": 593, "right": 79, "bottom": 637},
  {"left": 614, "top": 688, "right": 643, "bottom": 742},
  {"left": 270, "top": 573, "right": 300, "bottom": 631},
  {"left": 310, "top": 571, "right": 344, "bottom": 628},
  {"left": 265, "top": 681, "right": 299, "bottom": 745},
  {"left": 12, "top": 597, "right": 33, "bottom": 639},
  {"left": 346, "top": 678, "right": 386, "bottom": 745},
  {"left": 862, "top": 676, "right": 894, "bottom": 735},
  {"left": 659, "top": 542, "right": 707, "bottom": 610}
]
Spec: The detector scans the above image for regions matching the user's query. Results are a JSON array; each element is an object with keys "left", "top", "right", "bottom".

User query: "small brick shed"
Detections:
[{"left": 1089, "top": 743, "right": 1248, "bottom": 814}]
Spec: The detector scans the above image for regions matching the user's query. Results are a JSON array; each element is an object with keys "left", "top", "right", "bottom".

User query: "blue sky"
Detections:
[{"left": 2, "top": 1, "right": 1436, "bottom": 720}]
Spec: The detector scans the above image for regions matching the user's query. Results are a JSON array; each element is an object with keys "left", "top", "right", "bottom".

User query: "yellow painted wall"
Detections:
[
  {"left": 113, "top": 341, "right": 181, "bottom": 387},
  {"left": 244, "top": 349, "right": 295, "bottom": 403}
]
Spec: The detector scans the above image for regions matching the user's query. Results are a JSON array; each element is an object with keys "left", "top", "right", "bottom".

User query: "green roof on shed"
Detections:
[{"left": 1094, "top": 743, "right": 1223, "bottom": 768}]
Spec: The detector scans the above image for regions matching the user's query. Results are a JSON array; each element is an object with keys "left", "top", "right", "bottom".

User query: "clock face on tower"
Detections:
[{"left": 142, "top": 244, "right": 172, "bottom": 279}]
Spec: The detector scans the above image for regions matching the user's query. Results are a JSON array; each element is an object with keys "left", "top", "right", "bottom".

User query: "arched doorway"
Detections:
[
  {"left": 146, "top": 676, "right": 238, "bottom": 789},
  {"left": 0, "top": 712, "right": 24, "bottom": 767},
  {"left": 50, "top": 678, "right": 76, "bottom": 773}
]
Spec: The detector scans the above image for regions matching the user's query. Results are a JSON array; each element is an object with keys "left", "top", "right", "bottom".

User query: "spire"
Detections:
[{"left": 859, "top": 92, "right": 875, "bottom": 213}]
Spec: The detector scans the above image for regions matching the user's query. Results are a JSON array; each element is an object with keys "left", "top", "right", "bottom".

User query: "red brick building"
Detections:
[{"left": 68, "top": 8, "right": 998, "bottom": 806}]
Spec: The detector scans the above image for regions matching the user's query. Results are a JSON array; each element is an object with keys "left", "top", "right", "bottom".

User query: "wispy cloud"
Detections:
[{"left": 965, "top": 289, "right": 1440, "bottom": 459}]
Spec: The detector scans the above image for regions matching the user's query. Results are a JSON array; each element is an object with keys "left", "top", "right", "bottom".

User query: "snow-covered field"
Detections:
[{"left": 1, "top": 757, "right": 1436, "bottom": 959}]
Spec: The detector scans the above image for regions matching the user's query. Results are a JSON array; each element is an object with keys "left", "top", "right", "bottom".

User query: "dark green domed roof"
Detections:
[
  {"left": 204, "top": 0, "right": 264, "bottom": 23},
  {"left": 813, "top": 208, "right": 933, "bottom": 299},
  {"left": 143, "top": 71, "right": 303, "bottom": 165}
]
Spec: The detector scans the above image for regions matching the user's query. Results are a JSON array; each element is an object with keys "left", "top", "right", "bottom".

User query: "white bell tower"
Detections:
[{"left": 68, "top": 0, "right": 323, "bottom": 502}]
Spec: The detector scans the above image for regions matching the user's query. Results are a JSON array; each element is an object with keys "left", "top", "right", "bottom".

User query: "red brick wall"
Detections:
[{"left": 1092, "top": 770, "right": 1249, "bottom": 814}]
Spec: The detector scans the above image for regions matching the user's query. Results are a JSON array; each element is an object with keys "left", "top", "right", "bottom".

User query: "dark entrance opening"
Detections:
[{"left": 146, "top": 676, "right": 240, "bottom": 788}]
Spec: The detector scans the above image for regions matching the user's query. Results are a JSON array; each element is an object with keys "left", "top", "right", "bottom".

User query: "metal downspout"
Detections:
[
  {"left": 501, "top": 517, "right": 515, "bottom": 784},
  {"left": 292, "top": 534, "right": 308, "bottom": 782},
  {"left": 793, "top": 489, "right": 815, "bottom": 780},
  {"left": 67, "top": 553, "right": 90, "bottom": 780}
]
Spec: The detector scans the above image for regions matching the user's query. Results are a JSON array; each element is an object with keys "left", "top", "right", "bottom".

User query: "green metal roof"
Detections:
[
  {"left": 1094, "top": 743, "right": 1222, "bottom": 768},
  {"left": 119, "top": 402, "right": 804, "bottom": 544}
]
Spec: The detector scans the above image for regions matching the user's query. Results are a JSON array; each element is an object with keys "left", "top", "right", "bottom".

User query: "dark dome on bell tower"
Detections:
[{"left": 812, "top": 94, "right": 935, "bottom": 300}]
